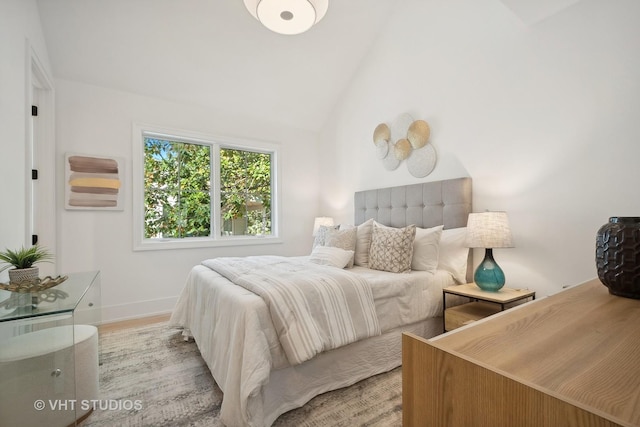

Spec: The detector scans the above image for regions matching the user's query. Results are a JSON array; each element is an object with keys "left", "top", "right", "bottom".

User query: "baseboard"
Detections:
[{"left": 99, "top": 296, "right": 177, "bottom": 324}]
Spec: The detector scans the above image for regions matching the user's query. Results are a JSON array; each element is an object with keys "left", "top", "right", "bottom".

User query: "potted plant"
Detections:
[{"left": 0, "top": 245, "right": 53, "bottom": 284}]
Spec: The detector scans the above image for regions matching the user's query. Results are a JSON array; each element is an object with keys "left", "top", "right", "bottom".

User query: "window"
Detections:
[
  {"left": 133, "top": 124, "right": 279, "bottom": 250},
  {"left": 219, "top": 148, "right": 272, "bottom": 237},
  {"left": 144, "top": 138, "right": 211, "bottom": 239}
]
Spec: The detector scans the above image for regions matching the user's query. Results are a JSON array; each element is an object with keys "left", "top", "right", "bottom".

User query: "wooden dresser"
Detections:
[{"left": 402, "top": 278, "right": 640, "bottom": 427}]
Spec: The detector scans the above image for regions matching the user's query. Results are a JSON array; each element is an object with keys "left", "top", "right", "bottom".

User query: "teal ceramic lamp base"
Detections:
[{"left": 474, "top": 248, "right": 505, "bottom": 292}]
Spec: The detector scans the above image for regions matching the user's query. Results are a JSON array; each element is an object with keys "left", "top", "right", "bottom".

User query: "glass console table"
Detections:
[{"left": 0, "top": 271, "right": 101, "bottom": 426}]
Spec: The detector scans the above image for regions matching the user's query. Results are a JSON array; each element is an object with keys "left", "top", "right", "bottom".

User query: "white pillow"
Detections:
[
  {"left": 352, "top": 219, "right": 374, "bottom": 267},
  {"left": 411, "top": 225, "right": 444, "bottom": 272},
  {"left": 438, "top": 227, "right": 470, "bottom": 284},
  {"left": 325, "top": 227, "right": 357, "bottom": 268},
  {"left": 308, "top": 246, "right": 354, "bottom": 268}
]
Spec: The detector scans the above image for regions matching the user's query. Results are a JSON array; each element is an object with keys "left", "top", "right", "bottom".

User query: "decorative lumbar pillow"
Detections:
[
  {"left": 309, "top": 246, "right": 355, "bottom": 269},
  {"left": 438, "top": 227, "right": 470, "bottom": 284},
  {"left": 326, "top": 227, "right": 358, "bottom": 268},
  {"left": 368, "top": 222, "right": 417, "bottom": 273},
  {"left": 411, "top": 225, "right": 444, "bottom": 272},
  {"left": 313, "top": 224, "right": 339, "bottom": 248}
]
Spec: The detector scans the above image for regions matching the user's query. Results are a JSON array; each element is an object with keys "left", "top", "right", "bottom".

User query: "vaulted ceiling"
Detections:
[{"left": 36, "top": 0, "right": 580, "bottom": 133}]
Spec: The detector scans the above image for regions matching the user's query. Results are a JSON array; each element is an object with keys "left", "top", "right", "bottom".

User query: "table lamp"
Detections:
[
  {"left": 312, "top": 217, "right": 334, "bottom": 236},
  {"left": 466, "top": 211, "right": 514, "bottom": 291}
]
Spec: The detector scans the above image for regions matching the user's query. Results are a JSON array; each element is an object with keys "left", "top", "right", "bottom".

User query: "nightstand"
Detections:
[{"left": 443, "top": 283, "right": 535, "bottom": 332}]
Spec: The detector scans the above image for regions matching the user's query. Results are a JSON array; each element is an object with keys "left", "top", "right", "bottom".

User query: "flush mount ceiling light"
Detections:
[{"left": 243, "top": 0, "right": 328, "bottom": 35}]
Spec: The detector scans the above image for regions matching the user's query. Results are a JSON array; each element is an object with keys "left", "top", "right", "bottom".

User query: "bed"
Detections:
[{"left": 169, "top": 177, "right": 472, "bottom": 427}]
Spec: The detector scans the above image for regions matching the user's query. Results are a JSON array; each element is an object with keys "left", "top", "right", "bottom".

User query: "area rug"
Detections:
[{"left": 80, "top": 322, "right": 402, "bottom": 427}]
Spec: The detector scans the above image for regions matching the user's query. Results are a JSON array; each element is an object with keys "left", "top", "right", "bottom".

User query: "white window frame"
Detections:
[{"left": 132, "top": 123, "right": 281, "bottom": 251}]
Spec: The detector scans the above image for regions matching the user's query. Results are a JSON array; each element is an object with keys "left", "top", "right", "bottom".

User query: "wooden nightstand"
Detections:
[{"left": 443, "top": 283, "right": 535, "bottom": 332}]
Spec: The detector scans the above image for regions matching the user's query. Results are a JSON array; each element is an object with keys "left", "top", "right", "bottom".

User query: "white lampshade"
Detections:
[
  {"left": 466, "top": 212, "right": 514, "bottom": 249},
  {"left": 312, "top": 217, "right": 334, "bottom": 236},
  {"left": 244, "top": 0, "right": 328, "bottom": 35}
]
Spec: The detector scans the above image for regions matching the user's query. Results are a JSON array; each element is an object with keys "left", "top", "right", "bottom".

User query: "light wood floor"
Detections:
[{"left": 98, "top": 313, "right": 171, "bottom": 333}]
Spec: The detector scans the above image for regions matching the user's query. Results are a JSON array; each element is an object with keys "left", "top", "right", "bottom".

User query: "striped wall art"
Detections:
[{"left": 65, "top": 154, "right": 124, "bottom": 210}]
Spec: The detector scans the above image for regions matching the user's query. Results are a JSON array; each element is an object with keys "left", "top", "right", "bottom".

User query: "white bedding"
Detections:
[
  {"left": 169, "top": 257, "right": 454, "bottom": 426},
  {"left": 202, "top": 256, "right": 380, "bottom": 365},
  {"left": 350, "top": 264, "right": 451, "bottom": 331}
]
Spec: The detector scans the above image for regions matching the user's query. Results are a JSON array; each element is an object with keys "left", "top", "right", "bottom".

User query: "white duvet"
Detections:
[
  {"left": 169, "top": 256, "right": 452, "bottom": 426},
  {"left": 202, "top": 256, "right": 380, "bottom": 365}
]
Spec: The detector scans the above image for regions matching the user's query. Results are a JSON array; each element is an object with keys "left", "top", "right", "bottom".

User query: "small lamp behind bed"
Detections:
[
  {"left": 466, "top": 211, "right": 514, "bottom": 292},
  {"left": 312, "top": 217, "right": 335, "bottom": 236}
]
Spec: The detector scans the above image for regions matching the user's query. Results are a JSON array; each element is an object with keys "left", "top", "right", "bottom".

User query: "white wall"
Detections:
[
  {"left": 6, "top": 0, "right": 639, "bottom": 320},
  {"left": 55, "top": 79, "right": 320, "bottom": 321},
  {"left": 0, "top": 0, "right": 53, "bottom": 278},
  {"left": 319, "top": 0, "right": 640, "bottom": 298}
]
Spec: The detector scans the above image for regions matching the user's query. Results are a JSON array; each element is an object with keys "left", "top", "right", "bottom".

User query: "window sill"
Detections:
[{"left": 133, "top": 236, "right": 283, "bottom": 251}]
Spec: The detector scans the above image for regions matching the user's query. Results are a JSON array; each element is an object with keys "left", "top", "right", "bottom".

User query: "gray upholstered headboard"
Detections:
[
  {"left": 354, "top": 177, "right": 472, "bottom": 280},
  {"left": 354, "top": 177, "right": 471, "bottom": 229}
]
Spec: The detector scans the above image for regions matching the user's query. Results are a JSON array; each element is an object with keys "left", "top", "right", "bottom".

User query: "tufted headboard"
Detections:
[
  {"left": 354, "top": 177, "right": 471, "bottom": 229},
  {"left": 354, "top": 177, "right": 472, "bottom": 280}
]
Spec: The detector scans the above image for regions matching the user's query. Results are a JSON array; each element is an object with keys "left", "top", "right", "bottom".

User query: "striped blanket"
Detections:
[{"left": 202, "top": 256, "right": 380, "bottom": 365}]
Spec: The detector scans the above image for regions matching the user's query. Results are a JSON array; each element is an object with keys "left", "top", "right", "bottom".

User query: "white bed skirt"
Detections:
[{"left": 262, "top": 317, "right": 442, "bottom": 426}]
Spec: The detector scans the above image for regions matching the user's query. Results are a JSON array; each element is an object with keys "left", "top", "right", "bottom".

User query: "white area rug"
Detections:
[{"left": 80, "top": 322, "right": 402, "bottom": 426}]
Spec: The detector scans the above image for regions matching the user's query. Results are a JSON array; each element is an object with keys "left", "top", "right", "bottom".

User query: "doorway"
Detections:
[{"left": 27, "top": 45, "right": 56, "bottom": 276}]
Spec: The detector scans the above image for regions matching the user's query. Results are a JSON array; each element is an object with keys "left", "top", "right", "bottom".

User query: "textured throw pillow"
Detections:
[
  {"left": 368, "top": 223, "right": 417, "bottom": 273},
  {"left": 325, "top": 227, "right": 357, "bottom": 268},
  {"left": 411, "top": 225, "right": 444, "bottom": 272},
  {"left": 313, "top": 225, "right": 339, "bottom": 248},
  {"left": 354, "top": 218, "right": 374, "bottom": 267},
  {"left": 438, "top": 227, "right": 470, "bottom": 284},
  {"left": 308, "top": 246, "right": 354, "bottom": 268}
]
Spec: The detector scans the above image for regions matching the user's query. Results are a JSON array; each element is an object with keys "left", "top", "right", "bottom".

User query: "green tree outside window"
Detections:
[
  {"left": 144, "top": 138, "right": 272, "bottom": 239},
  {"left": 220, "top": 148, "right": 272, "bottom": 236}
]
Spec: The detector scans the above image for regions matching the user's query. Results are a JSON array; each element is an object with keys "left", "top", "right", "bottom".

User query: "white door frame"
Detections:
[{"left": 26, "top": 41, "right": 57, "bottom": 275}]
